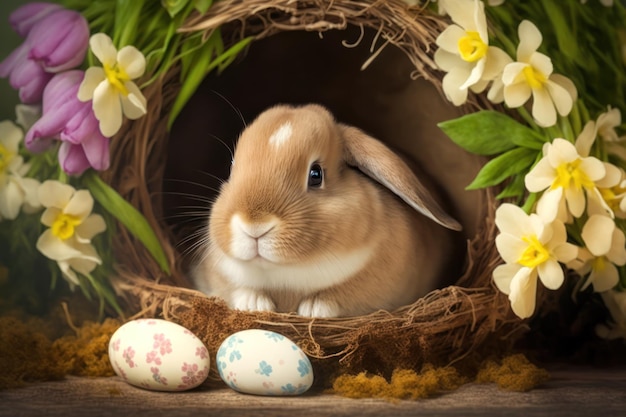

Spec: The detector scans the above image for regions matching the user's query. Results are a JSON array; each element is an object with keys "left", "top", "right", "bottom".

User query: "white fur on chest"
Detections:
[{"left": 213, "top": 245, "right": 374, "bottom": 294}]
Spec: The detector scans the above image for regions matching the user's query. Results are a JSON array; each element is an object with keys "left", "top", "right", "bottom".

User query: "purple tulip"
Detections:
[
  {"left": 0, "top": 6, "right": 89, "bottom": 103},
  {"left": 9, "top": 2, "right": 63, "bottom": 37},
  {"left": 25, "top": 71, "right": 110, "bottom": 176}
]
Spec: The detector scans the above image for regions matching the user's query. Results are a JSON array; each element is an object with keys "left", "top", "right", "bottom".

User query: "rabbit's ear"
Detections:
[{"left": 340, "top": 125, "right": 462, "bottom": 231}]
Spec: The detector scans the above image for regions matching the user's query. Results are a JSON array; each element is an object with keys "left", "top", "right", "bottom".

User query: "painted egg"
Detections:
[
  {"left": 108, "top": 318, "right": 210, "bottom": 391},
  {"left": 217, "top": 329, "right": 314, "bottom": 396}
]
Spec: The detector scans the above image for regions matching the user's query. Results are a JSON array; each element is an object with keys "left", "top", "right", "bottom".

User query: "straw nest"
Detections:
[{"left": 102, "top": 0, "right": 522, "bottom": 385}]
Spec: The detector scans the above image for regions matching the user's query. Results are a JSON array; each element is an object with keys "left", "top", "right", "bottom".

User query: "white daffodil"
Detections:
[
  {"left": 592, "top": 107, "right": 626, "bottom": 161},
  {"left": 569, "top": 215, "right": 626, "bottom": 292},
  {"left": 596, "top": 289, "right": 626, "bottom": 340},
  {"left": 78, "top": 33, "right": 147, "bottom": 138},
  {"left": 0, "top": 120, "right": 40, "bottom": 220},
  {"left": 525, "top": 138, "right": 609, "bottom": 222},
  {"left": 502, "top": 20, "right": 577, "bottom": 127},
  {"left": 492, "top": 203, "right": 578, "bottom": 319},
  {"left": 36, "top": 180, "right": 106, "bottom": 286},
  {"left": 434, "top": 0, "right": 511, "bottom": 105}
]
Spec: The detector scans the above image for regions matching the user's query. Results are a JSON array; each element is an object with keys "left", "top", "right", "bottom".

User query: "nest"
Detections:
[{"left": 104, "top": 0, "right": 522, "bottom": 386}]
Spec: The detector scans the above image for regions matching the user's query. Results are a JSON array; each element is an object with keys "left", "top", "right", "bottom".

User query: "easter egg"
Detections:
[
  {"left": 217, "top": 329, "right": 314, "bottom": 396},
  {"left": 108, "top": 318, "right": 210, "bottom": 391}
]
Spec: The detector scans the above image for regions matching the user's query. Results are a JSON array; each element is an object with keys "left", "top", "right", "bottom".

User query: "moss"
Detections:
[
  {"left": 333, "top": 354, "right": 550, "bottom": 400},
  {"left": 332, "top": 364, "right": 467, "bottom": 400},
  {"left": 476, "top": 354, "right": 550, "bottom": 392},
  {"left": 51, "top": 318, "right": 121, "bottom": 377},
  {"left": 0, "top": 316, "right": 66, "bottom": 389}
]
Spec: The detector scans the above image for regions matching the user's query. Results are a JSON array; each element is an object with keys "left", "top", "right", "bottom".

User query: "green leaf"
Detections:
[
  {"left": 438, "top": 110, "right": 545, "bottom": 155},
  {"left": 161, "top": 0, "right": 191, "bottom": 18},
  {"left": 82, "top": 170, "right": 171, "bottom": 274},
  {"left": 194, "top": 0, "right": 213, "bottom": 14},
  {"left": 467, "top": 147, "right": 538, "bottom": 190},
  {"left": 496, "top": 174, "right": 526, "bottom": 200}
]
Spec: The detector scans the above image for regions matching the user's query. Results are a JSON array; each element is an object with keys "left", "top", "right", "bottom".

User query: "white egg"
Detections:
[
  {"left": 217, "top": 329, "right": 314, "bottom": 396},
  {"left": 108, "top": 318, "right": 210, "bottom": 391}
]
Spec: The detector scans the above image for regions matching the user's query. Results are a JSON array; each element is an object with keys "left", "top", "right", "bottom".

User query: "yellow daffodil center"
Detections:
[
  {"left": 518, "top": 235, "right": 550, "bottom": 268},
  {"left": 458, "top": 31, "right": 488, "bottom": 62},
  {"left": 551, "top": 159, "right": 595, "bottom": 191},
  {"left": 0, "top": 143, "right": 14, "bottom": 173},
  {"left": 600, "top": 185, "right": 626, "bottom": 212},
  {"left": 104, "top": 63, "right": 130, "bottom": 96},
  {"left": 523, "top": 65, "right": 546, "bottom": 89},
  {"left": 592, "top": 256, "right": 607, "bottom": 272},
  {"left": 52, "top": 213, "right": 82, "bottom": 240}
]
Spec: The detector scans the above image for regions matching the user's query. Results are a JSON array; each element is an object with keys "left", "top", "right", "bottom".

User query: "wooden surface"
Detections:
[{"left": 1, "top": 365, "right": 626, "bottom": 416}]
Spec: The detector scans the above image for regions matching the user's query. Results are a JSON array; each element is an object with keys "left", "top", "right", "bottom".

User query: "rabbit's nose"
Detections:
[{"left": 232, "top": 214, "right": 278, "bottom": 239}]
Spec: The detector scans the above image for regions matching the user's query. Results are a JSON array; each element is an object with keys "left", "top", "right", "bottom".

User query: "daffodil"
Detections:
[
  {"left": 0, "top": 120, "right": 40, "bottom": 220},
  {"left": 492, "top": 203, "right": 578, "bottom": 319},
  {"left": 502, "top": 20, "right": 577, "bottom": 127},
  {"left": 78, "top": 33, "right": 147, "bottom": 138},
  {"left": 434, "top": 0, "right": 511, "bottom": 105},
  {"left": 525, "top": 138, "right": 609, "bottom": 222},
  {"left": 36, "top": 180, "right": 106, "bottom": 286},
  {"left": 568, "top": 215, "right": 626, "bottom": 292}
]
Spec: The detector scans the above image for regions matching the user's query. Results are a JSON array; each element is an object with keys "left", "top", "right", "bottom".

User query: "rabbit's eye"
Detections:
[{"left": 308, "top": 163, "right": 323, "bottom": 188}]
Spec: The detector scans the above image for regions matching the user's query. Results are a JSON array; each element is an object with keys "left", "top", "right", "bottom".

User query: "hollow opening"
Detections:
[{"left": 163, "top": 25, "right": 487, "bottom": 290}]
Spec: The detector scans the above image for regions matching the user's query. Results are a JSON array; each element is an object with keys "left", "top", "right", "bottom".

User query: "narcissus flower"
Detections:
[
  {"left": 525, "top": 138, "right": 610, "bottom": 222},
  {"left": 0, "top": 120, "right": 40, "bottom": 220},
  {"left": 502, "top": 20, "right": 577, "bottom": 127},
  {"left": 492, "top": 203, "right": 578, "bottom": 319},
  {"left": 434, "top": 0, "right": 511, "bottom": 105},
  {"left": 568, "top": 215, "right": 626, "bottom": 292},
  {"left": 78, "top": 33, "right": 147, "bottom": 138},
  {"left": 36, "top": 181, "right": 106, "bottom": 286}
]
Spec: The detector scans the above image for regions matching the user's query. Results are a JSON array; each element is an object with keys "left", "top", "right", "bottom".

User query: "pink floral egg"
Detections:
[{"left": 108, "top": 319, "right": 210, "bottom": 391}]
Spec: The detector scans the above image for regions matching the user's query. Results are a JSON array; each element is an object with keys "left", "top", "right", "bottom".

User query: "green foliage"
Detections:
[{"left": 82, "top": 170, "right": 170, "bottom": 275}]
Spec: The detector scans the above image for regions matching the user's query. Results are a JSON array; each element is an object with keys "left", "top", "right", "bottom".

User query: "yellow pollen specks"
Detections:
[
  {"left": 551, "top": 159, "right": 595, "bottom": 191},
  {"left": 51, "top": 213, "right": 82, "bottom": 240},
  {"left": 104, "top": 63, "right": 130, "bottom": 96},
  {"left": 458, "top": 31, "right": 488, "bottom": 62},
  {"left": 518, "top": 235, "right": 550, "bottom": 268},
  {"left": 523, "top": 65, "right": 546, "bottom": 89}
]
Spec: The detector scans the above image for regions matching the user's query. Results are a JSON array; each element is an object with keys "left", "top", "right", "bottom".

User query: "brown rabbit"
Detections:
[{"left": 191, "top": 104, "right": 462, "bottom": 317}]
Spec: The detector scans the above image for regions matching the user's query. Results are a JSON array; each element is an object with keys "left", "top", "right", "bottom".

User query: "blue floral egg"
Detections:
[{"left": 217, "top": 329, "right": 314, "bottom": 396}]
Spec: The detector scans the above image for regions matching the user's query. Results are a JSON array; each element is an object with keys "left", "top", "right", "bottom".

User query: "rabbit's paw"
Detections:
[
  {"left": 231, "top": 288, "right": 276, "bottom": 312},
  {"left": 298, "top": 296, "right": 340, "bottom": 318}
]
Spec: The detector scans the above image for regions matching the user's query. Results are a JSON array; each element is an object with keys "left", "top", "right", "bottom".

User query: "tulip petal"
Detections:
[
  {"left": 81, "top": 132, "right": 110, "bottom": 171},
  {"left": 58, "top": 141, "right": 91, "bottom": 176},
  {"left": 9, "top": 3, "right": 63, "bottom": 36}
]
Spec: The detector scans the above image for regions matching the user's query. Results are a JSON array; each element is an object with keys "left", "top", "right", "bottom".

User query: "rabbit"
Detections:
[{"left": 191, "top": 104, "right": 462, "bottom": 317}]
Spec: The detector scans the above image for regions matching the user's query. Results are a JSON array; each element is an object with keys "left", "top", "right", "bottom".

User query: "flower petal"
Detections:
[
  {"left": 92, "top": 81, "right": 122, "bottom": 137},
  {"left": 90, "top": 33, "right": 118, "bottom": 67},
  {"left": 117, "top": 46, "right": 146, "bottom": 79},
  {"left": 545, "top": 79, "right": 573, "bottom": 117},
  {"left": 38, "top": 180, "right": 74, "bottom": 209},
  {"left": 0, "top": 180, "right": 23, "bottom": 220},
  {"left": 531, "top": 87, "right": 557, "bottom": 127},
  {"left": 121, "top": 83, "right": 147, "bottom": 119},
  {"left": 442, "top": 68, "right": 471, "bottom": 105},
  {"left": 77, "top": 67, "right": 105, "bottom": 102},
  {"left": 582, "top": 215, "right": 615, "bottom": 256},
  {"left": 503, "top": 81, "right": 532, "bottom": 108},
  {"left": 509, "top": 267, "right": 538, "bottom": 319},
  {"left": 517, "top": 20, "right": 542, "bottom": 62},
  {"left": 63, "top": 189, "right": 94, "bottom": 220},
  {"left": 76, "top": 214, "right": 106, "bottom": 242},
  {"left": 588, "top": 262, "right": 619, "bottom": 293},
  {"left": 493, "top": 263, "right": 522, "bottom": 295},
  {"left": 537, "top": 259, "right": 564, "bottom": 290},
  {"left": 58, "top": 141, "right": 91, "bottom": 176}
]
